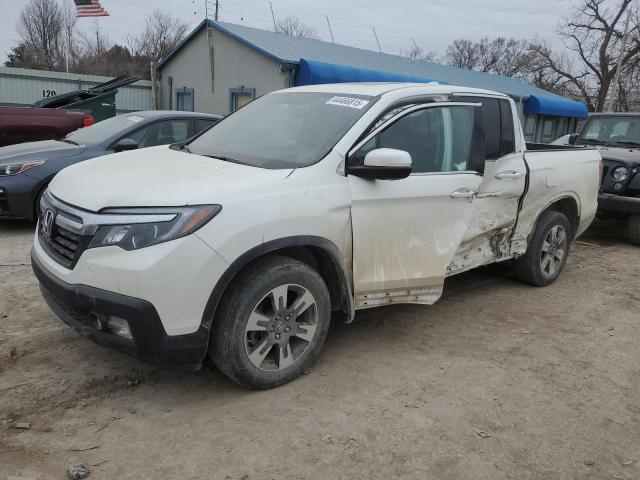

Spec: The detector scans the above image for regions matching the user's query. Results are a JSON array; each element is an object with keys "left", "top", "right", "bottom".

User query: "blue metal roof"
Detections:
[{"left": 158, "top": 20, "right": 588, "bottom": 118}]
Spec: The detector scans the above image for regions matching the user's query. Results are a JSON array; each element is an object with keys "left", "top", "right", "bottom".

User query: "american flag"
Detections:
[{"left": 74, "top": 0, "right": 109, "bottom": 17}]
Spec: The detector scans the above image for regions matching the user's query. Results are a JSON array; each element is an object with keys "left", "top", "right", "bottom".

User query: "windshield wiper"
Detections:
[
  {"left": 61, "top": 139, "right": 80, "bottom": 146},
  {"left": 615, "top": 140, "right": 640, "bottom": 147},
  {"left": 579, "top": 138, "right": 606, "bottom": 145},
  {"left": 207, "top": 155, "right": 247, "bottom": 166}
]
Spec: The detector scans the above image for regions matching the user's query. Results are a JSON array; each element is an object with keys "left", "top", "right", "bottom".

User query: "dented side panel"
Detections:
[
  {"left": 513, "top": 149, "right": 601, "bottom": 247},
  {"left": 349, "top": 173, "right": 482, "bottom": 306}
]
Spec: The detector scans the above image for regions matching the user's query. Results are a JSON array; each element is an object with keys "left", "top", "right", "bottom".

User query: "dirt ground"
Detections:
[{"left": 1, "top": 219, "right": 639, "bottom": 480}]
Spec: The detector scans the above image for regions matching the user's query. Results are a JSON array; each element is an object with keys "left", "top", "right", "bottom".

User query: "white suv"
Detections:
[{"left": 32, "top": 83, "right": 600, "bottom": 389}]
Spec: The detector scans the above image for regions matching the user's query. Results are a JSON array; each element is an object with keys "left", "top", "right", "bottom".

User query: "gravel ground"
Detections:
[{"left": 1, "top": 218, "right": 639, "bottom": 480}]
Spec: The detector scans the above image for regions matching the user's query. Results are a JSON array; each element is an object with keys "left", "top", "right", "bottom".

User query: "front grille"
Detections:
[{"left": 39, "top": 196, "right": 93, "bottom": 269}]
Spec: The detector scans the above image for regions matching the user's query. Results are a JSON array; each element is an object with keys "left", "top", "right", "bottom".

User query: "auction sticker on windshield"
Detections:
[{"left": 326, "top": 96, "right": 370, "bottom": 109}]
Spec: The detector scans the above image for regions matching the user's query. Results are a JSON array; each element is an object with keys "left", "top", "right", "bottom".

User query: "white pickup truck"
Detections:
[{"left": 32, "top": 83, "right": 601, "bottom": 389}]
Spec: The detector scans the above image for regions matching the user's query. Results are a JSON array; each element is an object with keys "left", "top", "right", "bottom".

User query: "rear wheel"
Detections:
[
  {"left": 514, "top": 211, "right": 572, "bottom": 286},
  {"left": 629, "top": 215, "right": 640, "bottom": 246},
  {"left": 209, "top": 255, "right": 331, "bottom": 389}
]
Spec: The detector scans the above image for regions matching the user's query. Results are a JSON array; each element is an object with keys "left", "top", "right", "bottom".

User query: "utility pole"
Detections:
[
  {"left": 372, "top": 27, "right": 382, "bottom": 53},
  {"left": 269, "top": 2, "right": 277, "bottom": 31},
  {"left": 325, "top": 15, "right": 335, "bottom": 43},
  {"left": 607, "top": 7, "right": 632, "bottom": 112}
]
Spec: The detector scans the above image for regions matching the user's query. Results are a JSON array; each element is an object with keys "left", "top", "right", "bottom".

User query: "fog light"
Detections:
[
  {"left": 614, "top": 182, "right": 623, "bottom": 190},
  {"left": 106, "top": 316, "right": 133, "bottom": 340}
]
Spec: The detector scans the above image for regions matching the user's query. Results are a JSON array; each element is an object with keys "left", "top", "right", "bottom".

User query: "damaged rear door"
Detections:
[
  {"left": 449, "top": 94, "right": 527, "bottom": 273},
  {"left": 347, "top": 103, "right": 485, "bottom": 308}
]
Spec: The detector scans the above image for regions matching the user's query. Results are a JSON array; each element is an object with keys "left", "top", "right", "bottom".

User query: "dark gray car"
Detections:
[{"left": 0, "top": 110, "right": 221, "bottom": 220}]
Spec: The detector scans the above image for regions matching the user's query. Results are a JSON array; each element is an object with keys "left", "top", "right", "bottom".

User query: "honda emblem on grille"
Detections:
[{"left": 42, "top": 209, "right": 56, "bottom": 238}]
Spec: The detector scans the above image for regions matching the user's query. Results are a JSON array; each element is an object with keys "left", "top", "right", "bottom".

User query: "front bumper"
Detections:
[
  {"left": 598, "top": 193, "right": 640, "bottom": 215},
  {"left": 32, "top": 251, "right": 209, "bottom": 370},
  {"left": 0, "top": 173, "right": 42, "bottom": 220}
]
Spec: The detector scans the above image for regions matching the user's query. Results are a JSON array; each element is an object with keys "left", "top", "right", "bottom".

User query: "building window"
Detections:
[
  {"left": 523, "top": 115, "right": 537, "bottom": 142},
  {"left": 229, "top": 86, "right": 256, "bottom": 113},
  {"left": 176, "top": 87, "right": 194, "bottom": 112}
]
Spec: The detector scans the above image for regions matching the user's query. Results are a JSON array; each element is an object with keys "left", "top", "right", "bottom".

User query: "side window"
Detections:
[
  {"left": 479, "top": 97, "right": 501, "bottom": 159},
  {"left": 499, "top": 99, "right": 515, "bottom": 155},
  {"left": 456, "top": 96, "right": 515, "bottom": 159},
  {"left": 196, "top": 118, "right": 217, "bottom": 134},
  {"left": 126, "top": 120, "right": 191, "bottom": 148},
  {"left": 350, "top": 105, "right": 476, "bottom": 173}
]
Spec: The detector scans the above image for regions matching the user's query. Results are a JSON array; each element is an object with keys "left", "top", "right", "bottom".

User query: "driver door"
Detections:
[{"left": 347, "top": 103, "right": 484, "bottom": 308}]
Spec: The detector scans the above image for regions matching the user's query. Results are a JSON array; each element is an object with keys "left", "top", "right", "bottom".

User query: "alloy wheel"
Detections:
[
  {"left": 244, "top": 284, "right": 318, "bottom": 371},
  {"left": 540, "top": 225, "right": 567, "bottom": 278}
]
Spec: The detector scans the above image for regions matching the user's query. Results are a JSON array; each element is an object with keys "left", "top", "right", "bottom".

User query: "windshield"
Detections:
[
  {"left": 65, "top": 114, "right": 147, "bottom": 145},
  {"left": 187, "top": 92, "right": 376, "bottom": 168},
  {"left": 578, "top": 115, "right": 640, "bottom": 147}
]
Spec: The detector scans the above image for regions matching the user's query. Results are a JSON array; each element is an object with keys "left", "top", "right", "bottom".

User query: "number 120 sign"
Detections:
[{"left": 42, "top": 89, "right": 57, "bottom": 98}]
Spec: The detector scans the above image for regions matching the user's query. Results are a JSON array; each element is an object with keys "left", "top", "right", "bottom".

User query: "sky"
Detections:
[{"left": 0, "top": 0, "right": 577, "bottom": 63}]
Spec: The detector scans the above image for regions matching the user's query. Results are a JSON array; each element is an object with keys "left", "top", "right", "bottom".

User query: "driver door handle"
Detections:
[
  {"left": 495, "top": 170, "right": 523, "bottom": 179},
  {"left": 450, "top": 188, "right": 477, "bottom": 199}
]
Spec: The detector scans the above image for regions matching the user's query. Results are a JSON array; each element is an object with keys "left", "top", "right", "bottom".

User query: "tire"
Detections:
[
  {"left": 209, "top": 255, "right": 331, "bottom": 389},
  {"left": 629, "top": 215, "right": 640, "bottom": 246},
  {"left": 514, "top": 210, "right": 572, "bottom": 287}
]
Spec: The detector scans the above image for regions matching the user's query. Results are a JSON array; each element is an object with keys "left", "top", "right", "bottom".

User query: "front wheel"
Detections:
[
  {"left": 209, "top": 255, "right": 331, "bottom": 389},
  {"left": 514, "top": 211, "right": 572, "bottom": 287}
]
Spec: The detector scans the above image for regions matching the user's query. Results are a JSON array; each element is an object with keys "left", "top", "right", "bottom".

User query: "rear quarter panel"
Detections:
[{"left": 512, "top": 148, "right": 601, "bottom": 251}]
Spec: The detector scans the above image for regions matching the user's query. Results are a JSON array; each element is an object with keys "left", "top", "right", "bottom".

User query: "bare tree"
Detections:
[
  {"left": 16, "top": 0, "right": 65, "bottom": 70},
  {"left": 407, "top": 44, "right": 439, "bottom": 63},
  {"left": 446, "top": 39, "right": 480, "bottom": 70},
  {"left": 275, "top": 16, "right": 318, "bottom": 39},
  {"left": 130, "top": 9, "right": 188, "bottom": 63},
  {"left": 446, "top": 37, "right": 533, "bottom": 78},
  {"left": 529, "top": 0, "right": 640, "bottom": 111}
]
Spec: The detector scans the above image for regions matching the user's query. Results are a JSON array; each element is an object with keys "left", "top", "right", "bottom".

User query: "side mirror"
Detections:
[
  {"left": 113, "top": 138, "right": 139, "bottom": 152},
  {"left": 568, "top": 133, "right": 579, "bottom": 145},
  {"left": 349, "top": 148, "right": 412, "bottom": 180}
]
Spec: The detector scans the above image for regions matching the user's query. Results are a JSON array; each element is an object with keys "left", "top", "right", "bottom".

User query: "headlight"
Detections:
[
  {"left": 612, "top": 166, "right": 629, "bottom": 181},
  {"left": 88, "top": 205, "right": 221, "bottom": 251},
  {"left": 1, "top": 161, "right": 45, "bottom": 176}
]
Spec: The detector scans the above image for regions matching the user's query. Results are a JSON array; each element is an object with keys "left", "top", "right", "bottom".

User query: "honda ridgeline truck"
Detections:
[{"left": 31, "top": 84, "right": 601, "bottom": 389}]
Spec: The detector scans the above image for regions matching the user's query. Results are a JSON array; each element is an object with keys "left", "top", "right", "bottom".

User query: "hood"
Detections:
[
  {"left": 597, "top": 146, "right": 640, "bottom": 166},
  {"left": 0, "top": 140, "right": 88, "bottom": 166},
  {"left": 49, "top": 145, "right": 293, "bottom": 212}
]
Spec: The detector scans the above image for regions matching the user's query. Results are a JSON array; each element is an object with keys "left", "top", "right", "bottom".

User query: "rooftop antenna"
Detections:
[
  {"left": 214, "top": 0, "right": 219, "bottom": 21},
  {"left": 372, "top": 26, "right": 382, "bottom": 53},
  {"left": 325, "top": 15, "right": 335, "bottom": 43},
  {"left": 269, "top": 2, "right": 277, "bottom": 31}
]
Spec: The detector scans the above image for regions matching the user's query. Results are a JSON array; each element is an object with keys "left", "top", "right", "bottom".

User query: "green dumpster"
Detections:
[{"left": 61, "top": 90, "right": 117, "bottom": 123}]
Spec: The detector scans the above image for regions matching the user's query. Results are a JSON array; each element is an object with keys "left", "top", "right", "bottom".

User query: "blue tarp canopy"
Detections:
[
  {"left": 295, "top": 58, "right": 589, "bottom": 119},
  {"left": 524, "top": 95, "right": 588, "bottom": 119},
  {"left": 295, "top": 58, "right": 440, "bottom": 86}
]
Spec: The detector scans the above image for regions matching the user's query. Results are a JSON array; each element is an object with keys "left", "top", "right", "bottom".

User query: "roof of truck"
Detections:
[{"left": 279, "top": 82, "right": 510, "bottom": 98}]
